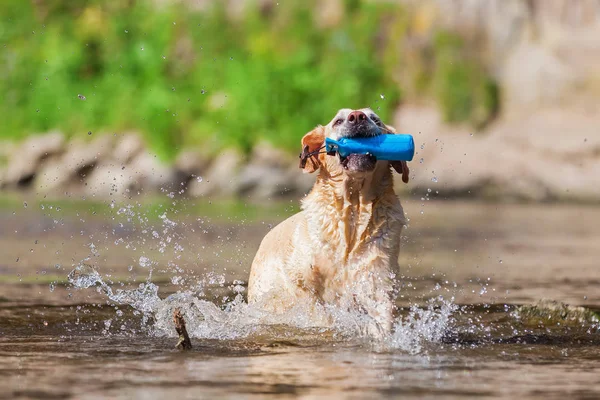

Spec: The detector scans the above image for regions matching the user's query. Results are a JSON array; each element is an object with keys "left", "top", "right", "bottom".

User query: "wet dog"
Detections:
[{"left": 247, "top": 108, "right": 409, "bottom": 335}]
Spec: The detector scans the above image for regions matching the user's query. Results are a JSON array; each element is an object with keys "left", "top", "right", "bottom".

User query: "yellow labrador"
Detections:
[{"left": 248, "top": 108, "right": 409, "bottom": 335}]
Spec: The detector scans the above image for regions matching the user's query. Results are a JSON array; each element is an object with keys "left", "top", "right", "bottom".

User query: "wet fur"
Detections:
[{"left": 247, "top": 108, "right": 408, "bottom": 335}]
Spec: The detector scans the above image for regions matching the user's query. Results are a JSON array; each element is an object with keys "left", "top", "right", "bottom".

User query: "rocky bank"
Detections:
[
  {"left": 1, "top": 100, "right": 599, "bottom": 203},
  {"left": 0, "top": 131, "right": 316, "bottom": 201}
]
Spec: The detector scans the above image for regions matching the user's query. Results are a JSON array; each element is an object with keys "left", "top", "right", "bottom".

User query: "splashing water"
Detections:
[
  {"left": 389, "top": 297, "right": 457, "bottom": 353},
  {"left": 68, "top": 264, "right": 457, "bottom": 352},
  {"left": 66, "top": 197, "right": 457, "bottom": 353}
]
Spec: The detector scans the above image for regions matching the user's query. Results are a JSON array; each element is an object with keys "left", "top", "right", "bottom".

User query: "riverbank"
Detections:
[{"left": 2, "top": 100, "right": 599, "bottom": 203}]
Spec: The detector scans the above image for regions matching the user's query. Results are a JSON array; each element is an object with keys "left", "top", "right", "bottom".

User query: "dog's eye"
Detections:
[{"left": 333, "top": 118, "right": 343, "bottom": 127}]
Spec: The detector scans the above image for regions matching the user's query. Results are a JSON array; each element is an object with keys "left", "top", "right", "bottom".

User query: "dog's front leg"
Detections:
[{"left": 350, "top": 271, "right": 395, "bottom": 338}]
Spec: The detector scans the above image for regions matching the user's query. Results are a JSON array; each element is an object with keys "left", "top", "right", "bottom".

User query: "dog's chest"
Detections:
[
  {"left": 298, "top": 195, "right": 404, "bottom": 301},
  {"left": 300, "top": 236, "right": 393, "bottom": 301}
]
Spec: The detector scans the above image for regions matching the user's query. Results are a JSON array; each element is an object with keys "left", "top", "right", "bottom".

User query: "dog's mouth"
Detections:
[
  {"left": 343, "top": 125, "right": 381, "bottom": 140},
  {"left": 339, "top": 153, "right": 377, "bottom": 172}
]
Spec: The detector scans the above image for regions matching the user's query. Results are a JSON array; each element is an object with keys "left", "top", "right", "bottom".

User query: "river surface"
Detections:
[{"left": 1, "top": 198, "right": 600, "bottom": 399}]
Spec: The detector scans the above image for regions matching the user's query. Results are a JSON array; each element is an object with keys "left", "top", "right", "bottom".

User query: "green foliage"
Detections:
[
  {"left": 0, "top": 0, "right": 402, "bottom": 160},
  {"left": 432, "top": 32, "right": 499, "bottom": 127}
]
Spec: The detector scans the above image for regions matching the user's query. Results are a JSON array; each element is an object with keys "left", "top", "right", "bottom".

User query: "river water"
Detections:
[{"left": 1, "top": 198, "right": 599, "bottom": 399}]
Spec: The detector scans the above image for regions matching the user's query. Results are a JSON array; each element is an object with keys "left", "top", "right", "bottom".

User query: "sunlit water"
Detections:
[{"left": 2, "top": 198, "right": 600, "bottom": 398}]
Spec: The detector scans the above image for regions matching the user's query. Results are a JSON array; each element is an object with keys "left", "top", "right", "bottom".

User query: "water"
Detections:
[{"left": 2, "top": 199, "right": 600, "bottom": 398}]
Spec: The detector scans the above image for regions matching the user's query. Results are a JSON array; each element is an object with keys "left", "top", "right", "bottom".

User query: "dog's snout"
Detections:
[{"left": 347, "top": 111, "right": 367, "bottom": 124}]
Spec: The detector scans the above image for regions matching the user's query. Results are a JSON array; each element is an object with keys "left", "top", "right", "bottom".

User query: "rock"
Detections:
[
  {"left": 233, "top": 142, "right": 308, "bottom": 199},
  {"left": 113, "top": 132, "right": 145, "bottom": 164},
  {"left": 394, "top": 104, "right": 600, "bottom": 202},
  {"left": 502, "top": 43, "right": 575, "bottom": 114},
  {"left": 126, "top": 152, "right": 180, "bottom": 193},
  {"left": 399, "top": 0, "right": 600, "bottom": 117},
  {"left": 35, "top": 134, "right": 115, "bottom": 193},
  {"left": 174, "top": 150, "right": 209, "bottom": 196},
  {"left": 35, "top": 159, "right": 69, "bottom": 194},
  {"left": 3, "top": 131, "right": 65, "bottom": 188},
  {"left": 85, "top": 150, "right": 179, "bottom": 198},
  {"left": 175, "top": 150, "right": 209, "bottom": 177},
  {"left": 237, "top": 164, "right": 296, "bottom": 199},
  {"left": 187, "top": 149, "right": 244, "bottom": 197},
  {"left": 515, "top": 299, "right": 600, "bottom": 327},
  {"left": 251, "top": 140, "right": 296, "bottom": 169},
  {"left": 84, "top": 164, "right": 138, "bottom": 198}
]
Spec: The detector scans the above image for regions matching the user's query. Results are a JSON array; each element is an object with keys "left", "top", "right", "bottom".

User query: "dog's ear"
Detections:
[
  {"left": 391, "top": 161, "right": 410, "bottom": 183},
  {"left": 383, "top": 123, "right": 409, "bottom": 183},
  {"left": 383, "top": 123, "right": 397, "bottom": 134},
  {"left": 299, "top": 125, "right": 325, "bottom": 173}
]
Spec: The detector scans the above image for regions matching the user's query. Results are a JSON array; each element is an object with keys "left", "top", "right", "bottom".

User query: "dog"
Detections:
[{"left": 247, "top": 108, "right": 409, "bottom": 335}]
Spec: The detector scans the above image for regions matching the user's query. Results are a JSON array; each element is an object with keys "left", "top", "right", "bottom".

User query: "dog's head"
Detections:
[{"left": 299, "top": 108, "right": 409, "bottom": 183}]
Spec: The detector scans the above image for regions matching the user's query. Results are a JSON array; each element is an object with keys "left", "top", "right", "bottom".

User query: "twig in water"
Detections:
[{"left": 173, "top": 309, "right": 192, "bottom": 350}]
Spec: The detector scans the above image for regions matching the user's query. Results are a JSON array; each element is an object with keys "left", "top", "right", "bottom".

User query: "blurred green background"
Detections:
[{"left": 0, "top": 0, "right": 496, "bottom": 161}]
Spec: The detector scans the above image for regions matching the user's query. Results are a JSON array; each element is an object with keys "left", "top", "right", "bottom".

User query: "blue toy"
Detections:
[{"left": 325, "top": 134, "right": 414, "bottom": 161}]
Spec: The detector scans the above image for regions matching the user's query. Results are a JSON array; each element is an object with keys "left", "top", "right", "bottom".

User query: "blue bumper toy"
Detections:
[{"left": 325, "top": 134, "right": 414, "bottom": 161}]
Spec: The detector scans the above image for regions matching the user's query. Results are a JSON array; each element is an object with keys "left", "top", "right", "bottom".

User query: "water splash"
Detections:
[
  {"left": 389, "top": 297, "right": 457, "bottom": 353},
  {"left": 68, "top": 260, "right": 456, "bottom": 351},
  {"left": 65, "top": 196, "right": 457, "bottom": 352}
]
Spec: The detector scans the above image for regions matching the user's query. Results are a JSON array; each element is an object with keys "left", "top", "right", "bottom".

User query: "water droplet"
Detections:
[
  {"left": 431, "top": 177, "right": 438, "bottom": 183},
  {"left": 419, "top": 158, "right": 424, "bottom": 164},
  {"left": 124, "top": 29, "right": 129, "bottom": 33},
  {"left": 499, "top": 259, "right": 503, "bottom": 264},
  {"left": 201, "top": 89, "right": 206, "bottom": 94},
  {"left": 380, "top": 94, "right": 385, "bottom": 99},
  {"left": 196, "top": 176, "right": 203, "bottom": 183},
  {"left": 139, "top": 256, "right": 152, "bottom": 268},
  {"left": 78, "top": 94, "right": 86, "bottom": 100},
  {"left": 427, "top": 188, "right": 431, "bottom": 193},
  {"left": 49, "top": 282, "right": 55, "bottom": 292},
  {"left": 88, "top": 131, "right": 92, "bottom": 135},
  {"left": 23, "top": 201, "right": 27, "bottom": 208},
  {"left": 68, "top": 264, "right": 102, "bottom": 289},
  {"left": 420, "top": 144, "right": 425, "bottom": 149}
]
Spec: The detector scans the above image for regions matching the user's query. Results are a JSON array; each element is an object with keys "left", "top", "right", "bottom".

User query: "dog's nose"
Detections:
[{"left": 347, "top": 111, "right": 367, "bottom": 124}]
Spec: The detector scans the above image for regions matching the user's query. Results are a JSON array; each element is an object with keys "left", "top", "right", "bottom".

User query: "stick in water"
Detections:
[{"left": 173, "top": 309, "right": 192, "bottom": 350}]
